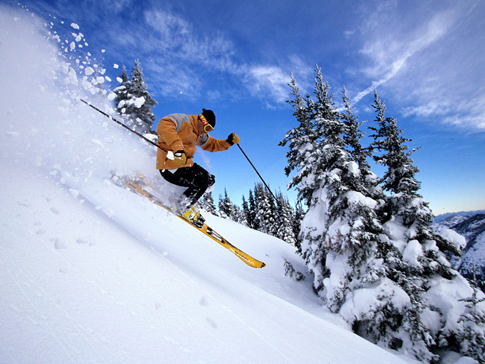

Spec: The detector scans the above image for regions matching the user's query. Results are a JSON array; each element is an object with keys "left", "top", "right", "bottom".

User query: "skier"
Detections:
[{"left": 156, "top": 109, "right": 239, "bottom": 227}]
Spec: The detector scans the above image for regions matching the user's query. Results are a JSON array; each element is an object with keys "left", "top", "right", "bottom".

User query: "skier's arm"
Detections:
[{"left": 200, "top": 133, "right": 240, "bottom": 152}]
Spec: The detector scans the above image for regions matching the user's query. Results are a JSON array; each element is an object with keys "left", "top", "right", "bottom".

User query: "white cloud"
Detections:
[
  {"left": 243, "top": 56, "right": 312, "bottom": 107},
  {"left": 351, "top": 1, "right": 485, "bottom": 130},
  {"left": 143, "top": 10, "right": 235, "bottom": 70},
  {"left": 247, "top": 65, "right": 291, "bottom": 104},
  {"left": 99, "top": 9, "right": 238, "bottom": 100},
  {"left": 403, "top": 94, "right": 485, "bottom": 131},
  {"left": 128, "top": 9, "right": 306, "bottom": 106},
  {"left": 353, "top": 9, "right": 454, "bottom": 103}
]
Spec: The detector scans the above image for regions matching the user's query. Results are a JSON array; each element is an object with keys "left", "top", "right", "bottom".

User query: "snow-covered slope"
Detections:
[
  {"left": 0, "top": 6, "right": 413, "bottom": 364},
  {"left": 1, "top": 162, "right": 411, "bottom": 364}
]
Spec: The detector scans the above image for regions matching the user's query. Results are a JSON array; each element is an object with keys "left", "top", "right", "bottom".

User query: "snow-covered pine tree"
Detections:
[
  {"left": 341, "top": 87, "right": 367, "bottom": 165},
  {"left": 253, "top": 183, "right": 278, "bottom": 235},
  {"left": 241, "top": 196, "right": 252, "bottom": 228},
  {"left": 340, "top": 86, "right": 386, "bottom": 220},
  {"left": 279, "top": 73, "right": 320, "bottom": 205},
  {"left": 112, "top": 65, "right": 130, "bottom": 116},
  {"left": 275, "top": 191, "right": 297, "bottom": 245},
  {"left": 231, "top": 204, "right": 247, "bottom": 226},
  {"left": 280, "top": 68, "right": 333, "bottom": 291},
  {"left": 367, "top": 90, "right": 485, "bottom": 363},
  {"left": 252, "top": 183, "right": 266, "bottom": 233},
  {"left": 318, "top": 90, "right": 424, "bottom": 360},
  {"left": 341, "top": 87, "right": 380, "bottom": 194},
  {"left": 282, "top": 67, "right": 387, "bottom": 318},
  {"left": 265, "top": 188, "right": 279, "bottom": 237},
  {"left": 456, "top": 277, "right": 485, "bottom": 362},
  {"left": 113, "top": 61, "right": 157, "bottom": 134},
  {"left": 199, "top": 191, "right": 218, "bottom": 216},
  {"left": 218, "top": 189, "right": 235, "bottom": 219},
  {"left": 128, "top": 60, "right": 157, "bottom": 134},
  {"left": 248, "top": 190, "right": 259, "bottom": 230},
  {"left": 293, "top": 202, "right": 305, "bottom": 250}
]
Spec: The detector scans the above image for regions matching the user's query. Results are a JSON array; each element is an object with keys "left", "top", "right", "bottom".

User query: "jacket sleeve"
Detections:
[
  {"left": 157, "top": 116, "right": 184, "bottom": 151},
  {"left": 200, "top": 135, "right": 232, "bottom": 152}
]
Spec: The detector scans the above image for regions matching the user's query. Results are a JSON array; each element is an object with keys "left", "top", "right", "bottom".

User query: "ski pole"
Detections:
[
  {"left": 236, "top": 143, "right": 278, "bottom": 203},
  {"left": 80, "top": 99, "right": 169, "bottom": 153}
]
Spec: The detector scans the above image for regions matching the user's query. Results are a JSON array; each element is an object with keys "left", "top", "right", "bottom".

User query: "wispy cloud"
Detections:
[
  {"left": 101, "top": 8, "right": 294, "bottom": 105},
  {"left": 353, "top": 7, "right": 454, "bottom": 103},
  {"left": 91, "top": 9, "right": 235, "bottom": 99},
  {"left": 20, "top": 1, "right": 308, "bottom": 106},
  {"left": 143, "top": 10, "right": 235, "bottom": 68},
  {"left": 246, "top": 66, "right": 291, "bottom": 104},
  {"left": 403, "top": 94, "right": 485, "bottom": 130},
  {"left": 350, "top": 1, "right": 485, "bottom": 130}
]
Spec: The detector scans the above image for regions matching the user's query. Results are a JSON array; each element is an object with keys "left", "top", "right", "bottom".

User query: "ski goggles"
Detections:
[{"left": 199, "top": 114, "right": 214, "bottom": 133}]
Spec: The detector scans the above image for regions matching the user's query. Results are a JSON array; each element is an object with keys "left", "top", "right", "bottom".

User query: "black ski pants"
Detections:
[{"left": 160, "top": 163, "right": 215, "bottom": 208}]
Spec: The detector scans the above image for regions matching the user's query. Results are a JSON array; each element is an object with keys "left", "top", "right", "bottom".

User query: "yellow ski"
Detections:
[{"left": 124, "top": 179, "right": 266, "bottom": 269}]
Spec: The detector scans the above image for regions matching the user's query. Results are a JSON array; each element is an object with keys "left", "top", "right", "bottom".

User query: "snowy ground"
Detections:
[
  {"left": 0, "top": 5, "right": 427, "bottom": 364},
  {"left": 1, "top": 160, "right": 415, "bottom": 364}
]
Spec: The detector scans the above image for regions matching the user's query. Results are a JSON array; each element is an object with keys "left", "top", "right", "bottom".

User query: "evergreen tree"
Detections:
[
  {"left": 252, "top": 183, "right": 266, "bottom": 232},
  {"left": 218, "top": 189, "right": 235, "bottom": 219},
  {"left": 281, "top": 70, "right": 485, "bottom": 363},
  {"left": 231, "top": 204, "right": 247, "bottom": 226},
  {"left": 279, "top": 73, "right": 320, "bottom": 206},
  {"left": 266, "top": 189, "right": 279, "bottom": 236},
  {"left": 113, "top": 61, "right": 157, "bottom": 134},
  {"left": 293, "top": 202, "right": 305, "bottom": 251},
  {"left": 241, "top": 196, "right": 252, "bottom": 228},
  {"left": 253, "top": 183, "right": 278, "bottom": 235},
  {"left": 248, "top": 190, "right": 259, "bottom": 230},
  {"left": 456, "top": 278, "right": 485, "bottom": 362},
  {"left": 113, "top": 65, "right": 130, "bottom": 117},
  {"left": 275, "top": 191, "right": 297, "bottom": 245},
  {"left": 366, "top": 91, "right": 485, "bottom": 363},
  {"left": 281, "top": 71, "right": 484, "bottom": 363},
  {"left": 340, "top": 87, "right": 374, "bottom": 179},
  {"left": 296, "top": 69, "right": 386, "bottom": 316},
  {"left": 282, "top": 67, "right": 351, "bottom": 297},
  {"left": 340, "top": 87, "right": 386, "bottom": 218},
  {"left": 200, "top": 192, "right": 218, "bottom": 216},
  {"left": 239, "top": 185, "right": 299, "bottom": 242}
]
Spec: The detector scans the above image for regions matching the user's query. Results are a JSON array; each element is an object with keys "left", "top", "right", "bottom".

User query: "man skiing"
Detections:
[{"left": 156, "top": 109, "right": 239, "bottom": 227}]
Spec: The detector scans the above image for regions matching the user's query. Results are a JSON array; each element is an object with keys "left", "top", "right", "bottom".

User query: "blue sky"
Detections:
[{"left": 4, "top": 0, "right": 485, "bottom": 214}]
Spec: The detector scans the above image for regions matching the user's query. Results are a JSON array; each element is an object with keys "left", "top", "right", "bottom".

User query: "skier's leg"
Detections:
[
  {"left": 179, "top": 163, "right": 215, "bottom": 206},
  {"left": 160, "top": 164, "right": 215, "bottom": 226},
  {"left": 161, "top": 163, "right": 214, "bottom": 206}
]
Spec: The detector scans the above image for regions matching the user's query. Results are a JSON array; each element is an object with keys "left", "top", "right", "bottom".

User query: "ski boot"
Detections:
[{"left": 180, "top": 205, "right": 205, "bottom": 228}]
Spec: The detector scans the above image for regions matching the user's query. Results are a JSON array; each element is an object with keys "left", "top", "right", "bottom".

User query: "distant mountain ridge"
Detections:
[
  {"left": 436, "top": 211, "right": 485, "bottom": 290},
  {"left": 434, "top": 209, "right": 485, "bottom": 223}
]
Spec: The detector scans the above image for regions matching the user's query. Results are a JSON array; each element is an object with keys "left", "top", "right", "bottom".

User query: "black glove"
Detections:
[{"left": 227, "top": 132, "right": 240, "bottom": 145}]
